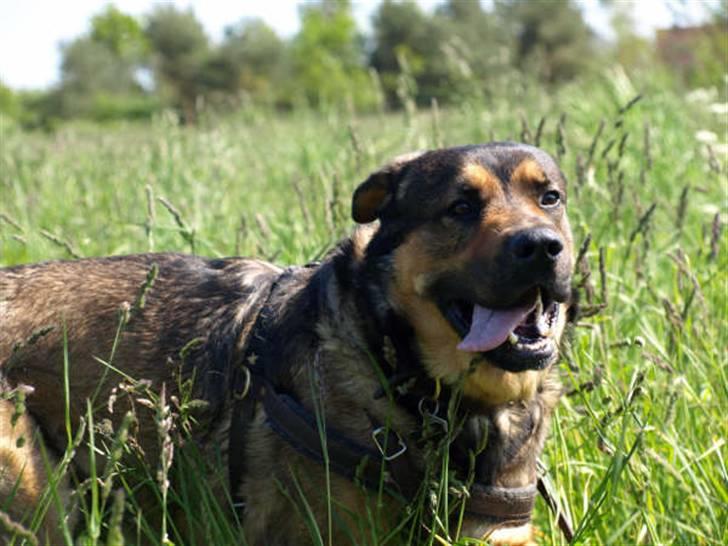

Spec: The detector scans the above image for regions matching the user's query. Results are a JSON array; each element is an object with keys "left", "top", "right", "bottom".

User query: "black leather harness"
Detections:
[{"left": 227, "top": 264, "right": 573, "bottom": 540}]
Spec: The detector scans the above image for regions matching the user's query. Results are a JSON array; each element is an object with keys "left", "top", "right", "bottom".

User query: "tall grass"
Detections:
[{"left": 1, "top": 69, "right": 725, "bottom": 545}]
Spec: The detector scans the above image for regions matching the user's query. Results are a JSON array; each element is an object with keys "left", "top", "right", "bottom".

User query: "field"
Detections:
[{"left": 1, "top": 71, "right": 726, "bottom": 545}]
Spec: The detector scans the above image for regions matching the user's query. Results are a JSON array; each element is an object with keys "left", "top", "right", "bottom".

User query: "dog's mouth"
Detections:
[{"left": 440, "top": 288, "right": 561, "bottom": 372}]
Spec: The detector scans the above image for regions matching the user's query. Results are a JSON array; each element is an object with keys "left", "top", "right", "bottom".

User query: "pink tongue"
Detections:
[{"left": 457, "top": 304, "right": 532, "bottom": 353}]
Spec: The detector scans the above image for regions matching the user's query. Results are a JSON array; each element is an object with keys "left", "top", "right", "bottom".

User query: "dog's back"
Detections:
[{"left": 2, "top": 252, "right": 282, "bottom": 448}]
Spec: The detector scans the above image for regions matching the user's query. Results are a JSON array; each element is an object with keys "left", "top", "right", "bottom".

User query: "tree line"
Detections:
[{"left": 1, "top": 0, "right": 724, "bottom": 127}]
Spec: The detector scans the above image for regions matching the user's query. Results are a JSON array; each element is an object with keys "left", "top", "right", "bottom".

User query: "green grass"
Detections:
[{"left": 1, "top": 70, "right": 726, "bottom": 545}]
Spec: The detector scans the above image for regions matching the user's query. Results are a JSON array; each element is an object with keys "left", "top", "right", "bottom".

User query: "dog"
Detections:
[{"left": 0, "top": 142, "right": 574, "bottom": 545}]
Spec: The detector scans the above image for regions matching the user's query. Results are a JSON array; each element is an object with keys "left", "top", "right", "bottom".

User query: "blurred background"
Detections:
[{"left": 0, "top": 0, "right": 725, "bottom": 129}]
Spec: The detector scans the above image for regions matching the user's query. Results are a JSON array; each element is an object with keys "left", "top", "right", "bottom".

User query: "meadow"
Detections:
[{"left": 1, "top": 70, "right": 726, "bottom": 545}]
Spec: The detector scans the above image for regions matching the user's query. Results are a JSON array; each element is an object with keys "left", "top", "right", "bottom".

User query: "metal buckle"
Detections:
[
  {"left": 233, "top": 366, "right": 251, "bottom": 400},
  {"left": 371, "top": 426, "right": 407, "bottom": 461},
  {"left": 418, "top": 398, "right": 448, "bottom": 432}
]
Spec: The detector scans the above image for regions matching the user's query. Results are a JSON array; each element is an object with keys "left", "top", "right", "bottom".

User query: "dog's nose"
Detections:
[{"left": 507, "top": 228, "right": 564, "bottom": 265}]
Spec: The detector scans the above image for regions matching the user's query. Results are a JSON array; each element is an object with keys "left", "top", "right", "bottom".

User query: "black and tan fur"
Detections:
[{"left": 1, "top": 143, "right": 573, "bottom": 545}]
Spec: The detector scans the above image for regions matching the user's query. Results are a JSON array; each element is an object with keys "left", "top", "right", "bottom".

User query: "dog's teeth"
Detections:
[
  {"left": 509, "top": 332, "right": 519, "bottom": 345},
  {"left": 534, "top": 289, "right": 554, "bottom": 336},
  {"left": 536, "top": 312, "right": 550, "bottom": 336},
  {"left": 534, "top": 289, "right": 543, "bottom": 319}
]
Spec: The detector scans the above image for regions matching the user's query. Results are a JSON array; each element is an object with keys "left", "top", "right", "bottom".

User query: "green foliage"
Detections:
[
  {"left": 496, "top": 0, "right": 595, "bottom": 83},
  {"left": 369, "top": 0, "right": 593, "bottom": 109},
  {"left": 288, "top": 0, "right": 377, "bottom": 109},
  {"left": 90, "top": 5, "right": 149, "bottom": 62},
  {"left": 23, "top": 5, "right": 156, "bottom": 125},
  {"left": 682, "top": 26, "right": 727, "bottom": 89},
  {"left": 0, "top": 80, "right": 22, "bottom": 120},
  {"left": 145, "top": 6, "right": 210, "bottom": 122},
  {"left": 60, "top": 37, "right": 136, "bottom": 93},
  {"left": 13, "top": 89, "right": 63, "bottom": 131},
  {"left": 87, "top": 93, "right": 161, "bottom": 122},
  {"left": 202, "top": 19, "right": 285, "bottom": 101},
  {"left": 434, "top": 0, "right": 512, "bottom": 90},
  {"left": 4, "top": 0, "right": 725, "bottom": 128},
  {"left": 369, "top": 0, "right": 444, "bottom": 106},
  {"left": 58, "top": 37, "right": 143, "bottom": 119},
  {"left": 145, "top": 6, "right": 209, "bottom": 63}
]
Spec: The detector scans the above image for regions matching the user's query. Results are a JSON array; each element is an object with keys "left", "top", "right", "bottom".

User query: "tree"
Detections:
[
  {"left": 432, "top": 0, "right": 511, "bottom": 102},
  {"left": 58, "top": 37, "right": 142, "bottom": 118},
  {"left": 50, "top": 6, "right": 154, "bottom": 121},
  {"left": 90, "top": 6, "right": 148, "bottom": 62},
  {"left": 370, "top": 0, "right": 506, "bottom": 106},
  {"left": 288, "top": 0, "right": 375, "bottom": 109},
  {"left": 202, "top": 19, "right": 285, "bottom": 101},
  {"left": 496, "top": 0, "right": 595, "bottom": 83},
  {"left": 0, "top": 80, "right": 22, "bottom": 121},
  {"left": 146, "top": 6, "right": 209, "bottom": 122},
  {"left": 370, "top": 0, "right": 436, "bottom": 106}
]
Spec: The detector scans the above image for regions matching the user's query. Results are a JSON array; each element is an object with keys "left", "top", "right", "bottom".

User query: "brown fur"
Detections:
[
  {"left": 1, "top": 143, "right": 573, "bottom": 545},
  {"left": 0, "top": 398, "right": 74, "bottom": 544}
]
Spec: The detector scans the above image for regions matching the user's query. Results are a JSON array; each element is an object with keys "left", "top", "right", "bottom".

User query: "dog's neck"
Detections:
[{"left": 325, "top": 237, "right": 559, "bottom": 492}]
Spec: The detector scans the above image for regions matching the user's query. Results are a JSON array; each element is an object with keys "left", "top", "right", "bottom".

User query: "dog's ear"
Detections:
[{"left": 352, "top": 151, "right": 425, "bottom": 223}]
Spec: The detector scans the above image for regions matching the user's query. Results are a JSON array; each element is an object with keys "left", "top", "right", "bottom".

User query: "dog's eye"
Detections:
[
  {"left": 448, "top": 200, "right": 477, "bottom": 218},
  {"left": 540, "top": 190, "right": 561, "bottom": 208}
]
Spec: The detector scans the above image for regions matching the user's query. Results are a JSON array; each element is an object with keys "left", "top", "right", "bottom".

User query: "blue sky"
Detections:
[{"left": 0, "top": 0, "right": 717, "bottom": 90}]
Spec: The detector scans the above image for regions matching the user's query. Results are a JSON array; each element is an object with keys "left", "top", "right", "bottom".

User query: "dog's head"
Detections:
[{"left": 352, "top": 143, "right": 574, "bottom": 405}]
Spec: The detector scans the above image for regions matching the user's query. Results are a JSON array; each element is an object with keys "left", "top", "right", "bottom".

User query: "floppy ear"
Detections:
[{"left": 352, "top": 151, "right": 425, "bottom": 223}]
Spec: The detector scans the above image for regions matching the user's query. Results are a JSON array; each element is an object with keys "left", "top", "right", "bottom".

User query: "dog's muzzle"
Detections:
[{"left": 440, "top": 227, "right": 572, "bottom": 372}]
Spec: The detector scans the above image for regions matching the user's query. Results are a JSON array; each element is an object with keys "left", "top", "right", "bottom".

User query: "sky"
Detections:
[{"left": 0, "top": 0, "right": 718, "bottom": 90}]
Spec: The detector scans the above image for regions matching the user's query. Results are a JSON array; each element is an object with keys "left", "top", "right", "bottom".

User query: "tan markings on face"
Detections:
[
  {"left": 391, "top": 232, "right": 471, "bottom": 378},
  {"left": 510, "top": 158, "right": 554, "bottom": 220},
  {"left": 463, "top": 162, "right": 502, "bottom": 194},
  {"left": 511, "top": 159, "right": 546, "bottom": 186},
  {"left": 391, "top": 231, "right": 555, "bottom": 405},
  {"left": 464, "top": 367, "right": 541, "bottom": 405},
  {"left": 459, "top": 163, "right": 512, "bottom": 262},
  {"left": 525, "top": 199, "right": 548, "bottom": 219},
  {"left": 464, "top": 207, "right": 511, "bottom": 262}
]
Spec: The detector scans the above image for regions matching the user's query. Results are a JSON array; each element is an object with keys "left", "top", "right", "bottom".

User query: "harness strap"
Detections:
[
  {"left": 228, "top": 369, "right": 259, "bottom": 497},
  {"left": 228, "top": 266, "right": 293, "bottom": 494},
  {"left": 262, "top": 385, "right": 417, "bottom": 496}
]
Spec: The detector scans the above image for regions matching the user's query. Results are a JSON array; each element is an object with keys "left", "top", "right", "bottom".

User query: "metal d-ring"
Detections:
[
  {"left": 371, "top": 426, "right": 407, "bottom": 461},
  {"left": 418, "top": 398, "right": 448, "bottom": 432},
  {"left": 233, "top": 365, "right": 251, "bottom": 400}
]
